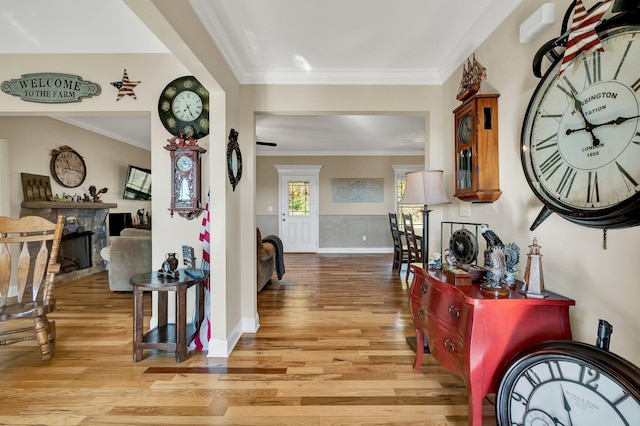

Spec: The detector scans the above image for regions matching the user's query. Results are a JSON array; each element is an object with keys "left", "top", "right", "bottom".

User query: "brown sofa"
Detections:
[{"left": 257, "top": 228, "right": 276, "bottom": 292}]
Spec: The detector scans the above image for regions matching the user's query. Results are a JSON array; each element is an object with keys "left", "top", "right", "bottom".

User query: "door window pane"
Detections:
[{"left": 288, "top": 181, "right": 310, "bottom": 216}]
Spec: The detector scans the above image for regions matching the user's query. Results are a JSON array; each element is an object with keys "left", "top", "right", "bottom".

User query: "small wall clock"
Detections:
[
  {"left": 50, "top": 145, "right": 86, "bottom": 188},
  {"left": 164, "top": 135, "right": 206, "bottom": 219},
  {"left": 158, "top": 76, "right": 209, "bottom": 139},
  {"left": 226, "top": 129, "right": 242, "bottom": 191}
]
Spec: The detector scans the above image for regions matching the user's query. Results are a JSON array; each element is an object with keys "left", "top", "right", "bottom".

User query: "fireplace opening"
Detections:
[{"left": 58, "top": 231, "right": 93, "bottom": 274}]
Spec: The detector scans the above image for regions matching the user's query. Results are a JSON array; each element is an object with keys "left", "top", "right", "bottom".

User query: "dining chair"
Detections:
[
  {"left": 388, "top": 213, "right": 407, "bottom": 272},
  {"left": 402, "top": 213, "right": 422, "bottom": 282}
]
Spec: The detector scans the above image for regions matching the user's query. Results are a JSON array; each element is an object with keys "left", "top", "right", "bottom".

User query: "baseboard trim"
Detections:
[{"left": 317, "top": 247, "right": 394, "bottom": 254}]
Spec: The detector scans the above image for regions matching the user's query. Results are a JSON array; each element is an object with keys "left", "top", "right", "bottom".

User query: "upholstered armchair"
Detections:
[
  {"left": 100, "top": 228, "right": 152, "bottom": 292},
  {"left": 257, "top": 228, "right": 276, "bottom": 292}
]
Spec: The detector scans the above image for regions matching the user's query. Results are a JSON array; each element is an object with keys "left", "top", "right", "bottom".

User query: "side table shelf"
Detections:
[{"left": 130, "top": 268, "right": 207, "bottom": 363}]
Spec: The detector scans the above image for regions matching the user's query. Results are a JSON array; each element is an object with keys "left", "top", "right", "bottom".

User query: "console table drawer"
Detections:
[
  {"left": 425, "top": 315, "right": 465, "bottom": 377},
  {"left": 410, "top": 299, "right": 428, "bottom": 329},
  {"left": 426, "top": 284, "right": 468, "bottom": 336}
]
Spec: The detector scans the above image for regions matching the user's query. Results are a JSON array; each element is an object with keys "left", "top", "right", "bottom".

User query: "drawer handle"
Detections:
[
  {"left": 420, "top": 283, "right": 427, "bottom": 294},
  {"left": 448, "top": 304, "right": 461, "bottom": 319},
  {"left": 418, "top": 309, "right": 425, "bottom": 321},
  {"left": 444, "top": 338, "right": 456, "bottom": 353}
]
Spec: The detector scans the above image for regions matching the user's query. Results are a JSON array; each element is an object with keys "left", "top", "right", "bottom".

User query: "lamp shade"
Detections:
[{"left": 400, "top": 170, "right": 450, "bottom": 205}]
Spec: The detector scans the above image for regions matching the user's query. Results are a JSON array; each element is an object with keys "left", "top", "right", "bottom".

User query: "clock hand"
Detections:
[
  {"left": 561, "top": 385, "right": 574, "bottom": 426},
  {"left": 566, "top": 115, "right": 640, "bottom": 138},
  {"left": 568, "top": 93, "right": 600, "bottom": 146}
]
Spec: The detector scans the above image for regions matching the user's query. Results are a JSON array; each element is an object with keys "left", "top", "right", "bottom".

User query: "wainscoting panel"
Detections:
[{"left": 257, "top": 214, "right": 393, "bottom": 253}]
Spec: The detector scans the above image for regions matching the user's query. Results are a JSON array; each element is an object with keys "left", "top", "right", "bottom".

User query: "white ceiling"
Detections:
[{"left": 0, "top": 0, "right": 523, "bottom": 155}]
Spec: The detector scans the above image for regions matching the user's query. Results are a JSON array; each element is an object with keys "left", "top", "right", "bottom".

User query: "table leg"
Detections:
[
  {"left": 413, "top": 328, "right": 424, "bottom": 371},
  {"left": 197, "top": 280, "right": 205, "bottom": 326},
  {"left": 157, "top": 291, "right": 168, "bottom": 327},
  {"left": 133, "top": 287, "right": 144, "bottom": 362},
  {"left": 175, "top": 286, "right": 187, "bottom": 362}
]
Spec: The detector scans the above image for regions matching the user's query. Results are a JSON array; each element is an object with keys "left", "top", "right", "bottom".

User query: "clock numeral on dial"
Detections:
[
  {"left": 613, "top": 40, "right": 634, "bottom": 80},
  {"left": 585, "top": 51, "right": 602, "bottom": 85},
  {"left": 510, "top": 391, "right": 528, "bottom": 406},
  {"left": 632, "top": 77, "right": 640, "bottom": 92},
  {"left": 558, "top": 76, "right": 579, "bottom": 96},
  {"left": 580, "top": 365, "right": 601, "bottom": 389},
  {"left": 522, "top": 369, "right": 542, "bottom": 388},
  {"left": 615, "top": 161, "right": 639, "bottom": 190},
  {"left": 535, "top": 134, "right": 558, "bottom": 151},
  {"left": 557, "top": 166, "right": 577, "bottom": 198},
  {"left": 545, "top": 360, "right": 565, "bottom": 379},
  {"left": 613, "top": 391, "right": 632, "bottom": 406},
  {"left": 587, "top": 171, "right": 600, "bottom": 204},
  {"left": 539, "top": 150, "right": 563, "bottom": 178}
]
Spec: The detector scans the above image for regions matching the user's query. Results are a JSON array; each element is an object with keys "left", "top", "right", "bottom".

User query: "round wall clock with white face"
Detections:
[
  {"left": 496, "top": 341, "right": 640, "bottom": 426},
  {"left": 522, "top": 24, "right": 640, "bottom": 230},
  {"left": 50, "top": 146, "right": 86, "bottom": 188},
  {"left": 158, "top": 76, "right": 210, "bottom": 139}
]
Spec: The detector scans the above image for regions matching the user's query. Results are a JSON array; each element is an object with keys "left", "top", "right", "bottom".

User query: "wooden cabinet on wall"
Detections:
[{"left": 453, "top": 94, "right": 501, "bottom": 202}]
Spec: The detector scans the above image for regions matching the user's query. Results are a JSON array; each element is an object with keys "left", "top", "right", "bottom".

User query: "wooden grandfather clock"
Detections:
[
  {"left": 453, "top": 93, "right": 501, "bottom": 202},
  {"left": 164, "top": 134, "right": 206, "bottom": 220}
]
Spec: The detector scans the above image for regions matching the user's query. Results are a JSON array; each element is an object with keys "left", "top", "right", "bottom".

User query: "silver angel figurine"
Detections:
[{"left": 488, "top": 246, "right": 506, "bottom": 286}]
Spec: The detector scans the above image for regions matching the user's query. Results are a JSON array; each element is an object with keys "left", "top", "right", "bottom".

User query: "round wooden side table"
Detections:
[{"left": 130, "top": 268, "right": 207, "bottom": 362}]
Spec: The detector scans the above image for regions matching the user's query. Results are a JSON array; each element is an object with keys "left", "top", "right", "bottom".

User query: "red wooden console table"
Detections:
[{"left": 409, "top": 265, "right": 574, "bottom": 425}]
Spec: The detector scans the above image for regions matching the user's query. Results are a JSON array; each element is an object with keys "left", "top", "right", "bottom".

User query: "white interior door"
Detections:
[{"left": 279, "top": 174, "right": 318, "bottom": 252}]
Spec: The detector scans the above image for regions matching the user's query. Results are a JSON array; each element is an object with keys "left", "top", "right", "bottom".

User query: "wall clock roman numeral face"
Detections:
[
  {"left": 497, "top": 341, "right": 640, "bottom": 426},
  {"left": 522, "top": 26, "right": 640, "bottom": 229}
]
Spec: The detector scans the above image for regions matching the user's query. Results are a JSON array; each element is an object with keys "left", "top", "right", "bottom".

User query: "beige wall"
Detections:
[{"left": 0, "top": 116, "right": 150, "bottom": 217}]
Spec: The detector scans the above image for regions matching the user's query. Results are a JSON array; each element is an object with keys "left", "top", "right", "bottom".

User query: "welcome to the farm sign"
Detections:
[{"left": 1, "top": 73, "right": 101, "bottom": 103}]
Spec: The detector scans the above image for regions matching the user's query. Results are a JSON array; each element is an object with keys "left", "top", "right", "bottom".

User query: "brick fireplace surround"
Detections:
[{"left": 21, "top": 201, "right": 117, "bottom": 283}]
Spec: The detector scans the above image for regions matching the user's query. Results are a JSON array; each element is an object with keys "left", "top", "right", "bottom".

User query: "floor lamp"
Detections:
[
  {"left": 400, "top": 170, "right": 450, "bottom": 355},
  {"left": 400, "top": 170, "right": 450, "bottom": 265}
]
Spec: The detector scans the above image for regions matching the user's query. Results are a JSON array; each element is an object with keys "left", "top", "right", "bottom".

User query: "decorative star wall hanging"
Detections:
[
  {"left": 559, "top": 0, "right": 612, "bottom": 75},
  {"left": 111, "top": 69, "right": 141, "bottom": 101}
]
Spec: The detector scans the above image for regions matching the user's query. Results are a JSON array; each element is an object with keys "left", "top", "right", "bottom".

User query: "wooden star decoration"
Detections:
[{"left": 110, "top": 69, "right": 141, "bottom": 101}]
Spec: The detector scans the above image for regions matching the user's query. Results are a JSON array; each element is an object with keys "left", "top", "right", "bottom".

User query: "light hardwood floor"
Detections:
[{"left": 0, "top": 254, "right": 497, "bottom": 425}]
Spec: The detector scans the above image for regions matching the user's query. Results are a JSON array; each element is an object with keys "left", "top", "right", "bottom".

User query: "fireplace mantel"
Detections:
[{"left": 21, "top": 201, "right": 118, "bottom": 209}]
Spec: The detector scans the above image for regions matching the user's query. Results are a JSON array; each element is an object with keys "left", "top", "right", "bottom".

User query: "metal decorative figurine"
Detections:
[{"left": 158, "top": 253, "right": 179, "bottom": 278}]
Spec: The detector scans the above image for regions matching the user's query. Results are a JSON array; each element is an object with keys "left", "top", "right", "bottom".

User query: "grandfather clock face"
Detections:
[{"left": 174, "top": 152, "right": 196, "bottom": 206}]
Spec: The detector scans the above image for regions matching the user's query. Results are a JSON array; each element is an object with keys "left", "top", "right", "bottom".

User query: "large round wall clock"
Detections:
[
  {"left": 50, "top": 145, "right": 86, "bottom": 188},
  {"left": 158, "top": 76, "right": 210, "bottom": 139},
  {"left": 522, "top": 16, "right": 640, "bottom": 231},
  {"left": 496, "top": 340, "right": 640, "bottom": 426}
]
